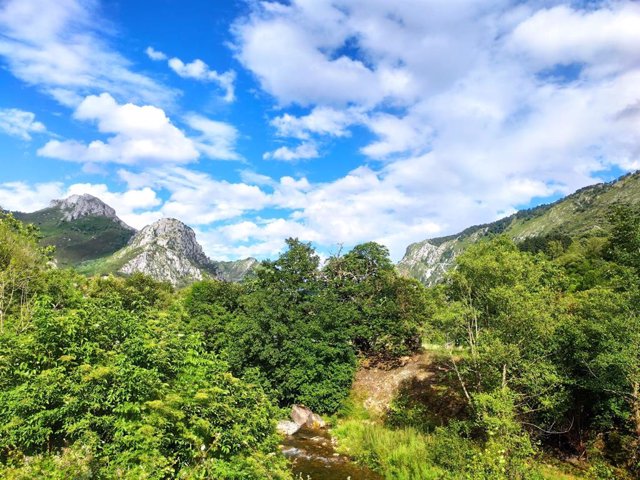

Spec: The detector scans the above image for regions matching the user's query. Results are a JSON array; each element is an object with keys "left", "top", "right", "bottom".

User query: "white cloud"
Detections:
[
  {"left": 184, "top": 114, "right": 241, "bottom": 161},
  {"left": 224, "top": 0, "right": 640, "bottom": 260},
  {"left": 270, "top": 106, "right": 363, "bottom": 139},
  {"left": 508, "top": 3, "right": 640, "bottom": 77},
  {"left": 263, "top": 142, "right": 319, "bottom": 162},
  {"left": 119, "top": 167, "right": 271, "bottom": 225},
  {"left": 38, "top": 93, "right": 199, "bottom": 166},
  {"left": 0, "top": 0, "right": 175, "bottom": 107},
  {"left": 167, "top": 57, "right": 236, "bottom": 102},
  {"left": 0, "top": 181, "right": 64, "bottom": 212},
  {"left": 145, "top": 46, "right": 167, "bottom": 61},
  {"left": 0, "top": 108, "right": 46, "bottom": 140}
]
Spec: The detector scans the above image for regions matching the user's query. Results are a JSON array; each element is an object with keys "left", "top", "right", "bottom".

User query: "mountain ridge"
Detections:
[
  {"left": 10, "top": 196, "right": 258, "bottom": 286},
  {"left": 11, "top": 194, "right": 136, "bottom": 266},
  {"left": 398, "top": 171, "right": 640, "bottom": 285}
]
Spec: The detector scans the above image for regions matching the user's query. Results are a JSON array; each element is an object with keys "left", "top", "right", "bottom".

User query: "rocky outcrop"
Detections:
[
  {"left": 397, "top": 229, "right": 488, "bottom": 286},
  {"left": 50, "top": 194, "right": 134, "bottom": 230},
  {"left": 215, "top": 257, "right": 259, "bottom": 282},
  {"left": 116, "top": 218, "right": 214, "bottom": 286}
]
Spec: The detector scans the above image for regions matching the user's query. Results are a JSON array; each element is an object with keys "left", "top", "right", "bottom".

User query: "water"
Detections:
[{"left": 281, "top": 427, "right": 382, "bottom": 480}]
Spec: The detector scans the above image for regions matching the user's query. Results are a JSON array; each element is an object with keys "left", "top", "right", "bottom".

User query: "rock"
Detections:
[
  {"left": 51, "top": 194, "right": 134, "bottom": 230},
  {"left": 291, "top": 404, "right": 314, "bottom": 426},
  {"left": 276, "top": 420, "right": 301, "bottom": 436},
  {"left": 116, "top": 218, "right": 216, "bottom": 287},
  {"left": 110, "top": 218, "right": 257, "bottom": 286},
  {"left": 308, "top": 413, "right": 326, "bottom": 429},
  {"left": 290, "top": 404, "right": 326, "bottom": 429}
]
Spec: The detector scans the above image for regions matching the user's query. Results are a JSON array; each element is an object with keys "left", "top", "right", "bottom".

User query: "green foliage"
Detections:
[
  {"left": 178, "top": 239, "right": 425, "bottom": 414},
  {"left": 225, "top": 239, "right": 356, "bottom": 413},
  {"left": 424, "top": 209, "right": 640, "bottom": 476},
  {"left": 0, "top": 222, "right": 290, "bottom": 477},
  {"left": 324, "top": 242, "right": 425, "bottom": 358}
]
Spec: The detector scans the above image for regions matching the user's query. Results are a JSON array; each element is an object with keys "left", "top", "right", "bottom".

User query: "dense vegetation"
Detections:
[
  {"left": 0, "top": 217, "right": 424, "bottom": 478},
  {"left": 1, "top": 204, "right": 639, "bottom": 478},
  {"left": 336, "top": 205, "right": 640, "bottom": 479}
]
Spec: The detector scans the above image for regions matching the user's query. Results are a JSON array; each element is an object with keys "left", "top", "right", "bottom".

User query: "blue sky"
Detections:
[{"left": 1, "top": 0, "right": 639, "bottom": 261}]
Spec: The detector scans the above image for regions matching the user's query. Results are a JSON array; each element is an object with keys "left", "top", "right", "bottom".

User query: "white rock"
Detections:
[{"left": 277, "top": 420, "right": 301, "bottom": 436}]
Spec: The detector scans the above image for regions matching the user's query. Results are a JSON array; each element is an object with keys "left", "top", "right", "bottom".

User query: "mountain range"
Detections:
[
  {"left": 4, "top": 170, "right": 639, "bottom": 287},
  {"left": 398, "top": 170, "right": 640, "bottom": 285},
  {"left": 9, "top": 194, "right": 257, "bottom": 286}
]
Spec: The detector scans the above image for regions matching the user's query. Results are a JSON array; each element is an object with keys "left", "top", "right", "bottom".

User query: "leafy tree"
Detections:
[
  {"left": 0, "top": 213, "right": 50, "bottom": 333},
  {"left": 324, "top": 242, "right": 425, "bottom": 358},
  {"left": 225, "top": 239, "right": 355, "bottom": 413}
]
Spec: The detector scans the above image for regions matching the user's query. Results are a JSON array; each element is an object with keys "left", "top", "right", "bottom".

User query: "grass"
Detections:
[
  {"left": 332, "top": 392, "right": 594, "bottom": 480},
  {"left": 333, "top": 419, "right": 452, "bottom": 480}
]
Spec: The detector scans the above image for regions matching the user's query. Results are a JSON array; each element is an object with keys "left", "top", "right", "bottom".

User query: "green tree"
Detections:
[
  {"left": 324, "top": 242, "right": 425, "bottom": 358},
  {"left": 226, "top": 238, "right": 356, "bottom": 413}
]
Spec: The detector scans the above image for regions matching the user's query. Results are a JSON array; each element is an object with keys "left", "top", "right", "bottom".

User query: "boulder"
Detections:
[
  {"left": 307, "top": 412, "right": 326, "bottom": 429},
  {"left": 291, "top": 404, "right": 326, "bottom": 429},
  {"left": 276, "top": 420, "right": 300, "bottom": 436}
]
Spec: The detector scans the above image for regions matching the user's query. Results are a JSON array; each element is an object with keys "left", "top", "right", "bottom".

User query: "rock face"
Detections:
[
  {"left": 215, "top": 257, "right": 259, "bottom": 282},
  {"left": 397, "top": 229, "right": 487, "bottom": 286},
  {"left": 116, "top": 218, "right": 215, "bottom": 287},
  {"left": 50, "top": 194, "right": 133, "bottom": 229}
]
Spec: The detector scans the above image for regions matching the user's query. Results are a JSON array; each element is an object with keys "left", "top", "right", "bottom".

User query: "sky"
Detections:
[{"left": 0, "top": 0, "right": 639, "bottom": 262}]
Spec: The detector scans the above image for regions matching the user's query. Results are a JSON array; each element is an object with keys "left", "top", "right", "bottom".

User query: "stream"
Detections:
[{"left": 281, "top": 427, "right": 382, "bottom": 480}]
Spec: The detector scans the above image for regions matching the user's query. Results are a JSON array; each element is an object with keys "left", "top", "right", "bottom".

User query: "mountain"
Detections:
[
  {"left": 215, "top": 257, "right": 259, "bottom": 283},
  {"left": 398, "top": 171, "right": 640, "bottom": 285},
  {"left": 78, "top": 218, "right": 257, "bottom": 286},
  {"left": 12, "top": 194, "right": 136, "bottom": 266}
]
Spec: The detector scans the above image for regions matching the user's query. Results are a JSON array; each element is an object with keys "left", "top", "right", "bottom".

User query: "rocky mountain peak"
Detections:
[
  {"left": 50, "top": 194, "right": 133, "bottom": 230},
  {"left": 127, "top": 218, "right": 211, "bottom": 267}
]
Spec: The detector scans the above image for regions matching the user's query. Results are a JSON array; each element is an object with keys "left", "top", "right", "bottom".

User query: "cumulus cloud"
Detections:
[
  {"left": 0, "top": 0, "right": 175, "bottom": 107},
  {"left": 167, "top": 57, "right": 236, "bottom": 102},
  {"left": 0, "top": 108, "right": 46, "bottom": 140},
  {"left": 508, "top": 3, "right": 640, "bottom": 77},
  {"left": 263, "top": 142, "right": 319, "bottom": 162},
  {"left": 0, "top": 181, "right": 64, "bottom": 212},
  {"left": 38, "top": 93, "right": 199, "bottom": 165},
  {"left": 118, "top": 167, "right": 271, "bottom": 225},
  {"left": 225, "top": 0, "right": 640, "bottom": 259},
  {"left": 270, "top": 106, "right": 363, "bottom": 139}
]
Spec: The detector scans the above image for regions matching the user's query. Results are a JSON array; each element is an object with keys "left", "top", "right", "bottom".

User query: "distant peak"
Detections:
[
  {"left": 50, "top": 193, "right": 134, "bottom": 230},
  {"left": 129, "top": 217, "right": 210, "bottom": 266}
]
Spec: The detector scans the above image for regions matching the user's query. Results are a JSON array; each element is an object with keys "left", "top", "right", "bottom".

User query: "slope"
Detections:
[{"left": 398, "top": 171, "right": 640, "bottom": 285}]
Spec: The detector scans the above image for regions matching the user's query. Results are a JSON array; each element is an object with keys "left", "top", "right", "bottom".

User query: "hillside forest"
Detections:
[{"left": 1, "top": 204, "right": 640, "bottom": 479}]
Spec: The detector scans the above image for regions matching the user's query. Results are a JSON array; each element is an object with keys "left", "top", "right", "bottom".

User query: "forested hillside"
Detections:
[{"left": 1, "top": 202, "right": 639, "bottom": 479}]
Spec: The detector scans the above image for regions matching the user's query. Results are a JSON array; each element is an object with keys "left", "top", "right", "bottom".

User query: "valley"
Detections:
[{"left": 1, "top": 171, "right": 639, "bottom": 479}]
